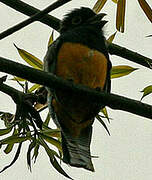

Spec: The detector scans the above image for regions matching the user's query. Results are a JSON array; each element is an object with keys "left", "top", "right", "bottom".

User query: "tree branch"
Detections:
[
  {"left": 107, "top": 42, "right": 152, "bottom": 69},
  {"left": 1, "top": 0, "right": 152, "bottom": 70},
  {"left": 0, "top": 77, "right": 43, "bottom": 129},
  {"left": 0, "top": 56, "right": 152, "bottom": 120},
  {"left": 0, "top": 80, "right": 22, "bottom": 102},
  {"left": 0, "top": 0, "right": 60, "bottom": 31},
  {"left": 0, "top": 0, "right": 71, "bottom": 40}
]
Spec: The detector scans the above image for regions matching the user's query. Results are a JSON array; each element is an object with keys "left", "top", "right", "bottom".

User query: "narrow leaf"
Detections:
[
  {"left": 0, "top": 113, "right": 14, "bottom": 127},
  {"left": 138, "top": 0, "right": 152, "bottom": 22},
  {"left": 96, "top": 115, "right": 110, "bottom": 135},
  {"left": 111, "top": 0, "right": 118, "bottom": 3},
  {"left": 0, "top": 126, "right": 13, "bottom": 136},
  {"left": 38, "top": 135, "right": 60, "bottom": 158},
  {"left": 141, "top": 85, "right": 152, "bottom": 100},
  {"left": 32, "top": 144, "right": 40, "bottom": 163},
  {"left": 34, "top": 103, "right": 47, "bottom": 111},
  {"left": 40, "top": 133, "right": 62, "bottom": 151},
  {"left": 4, "top": 128, "right": 18, "bottom": 153},
  {"left": 93, "top": 0, "right": 108, "bottom": 13},
  {"left": 111, "top": 65, "right": 138, "bottom": 79},
  {"left": 107, "top": 31, "right": 117, "bottom": 43},
  {"left": 14, "top": 44, "right": 43, "bottom": 69},
  {"left": 49, "top": 156, "right": 73, "bottom": 180},
  {"left": 28, "top": 84, "right": 40, "bottom": 93},
  {"left": 39, "top": 137, "right": 73, "bottom": 180},
  {"left": 101, "top": 107, "right": 110, "bottom": 123},
  {"left": 43, "top": 113, "right": 51, "bottom": 127},
  {"left": 4, "top": 143, "right": 14, "bottom": 154},
  {"left": 48, "top": 30, "right": 54, "bottom": 47},
  {"left": 116, "top": 0, "right": 126, "bottom": 32},
  {"left": 10, "top": 77, "right": 25, "bottom": 81},
  {"left": 0, "top": 75, "right": 7, "bottom": 83},
  {"left": 0, "top": 135, "right": 30, "bottom": 145},
  {"left": 0, "top": 143, "right": 22, "bottom": 173},
  {"left": 42, "top": 129, "right": 60, "bottom": 138},
  {"left": 27, "top": 140, "right": 36, "bottom": 171}
]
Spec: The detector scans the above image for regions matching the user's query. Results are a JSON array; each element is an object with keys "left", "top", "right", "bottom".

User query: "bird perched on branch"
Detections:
[{"left": 44, "top": 7, "right": 111, "bottom": 172}]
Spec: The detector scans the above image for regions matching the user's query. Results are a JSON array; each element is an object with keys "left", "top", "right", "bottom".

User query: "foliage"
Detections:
[
  {"left": 0, "top": 30, "right": 138, "bottom": 179},
  {"left": 0, "top": 0, "right": 152, "bottom": 179},
  {"left": 93, "top": 0, "right": 152, "bottom": 32}
]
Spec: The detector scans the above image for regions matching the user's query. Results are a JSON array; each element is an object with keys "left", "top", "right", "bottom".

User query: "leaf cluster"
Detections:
[{"left": 0, "top": 0, "right": 152, "bottom": 179}]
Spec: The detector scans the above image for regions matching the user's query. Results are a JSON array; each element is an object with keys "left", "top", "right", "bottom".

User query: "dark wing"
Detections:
[
  {"left": 104, "top": 58, "right": 112, "bottom": 93},
  {"left": 43, "top": 39, "right": 61, "bottom": 128},
  {"left": 43, "top": 39, "right": 60, "bottom": 75}
]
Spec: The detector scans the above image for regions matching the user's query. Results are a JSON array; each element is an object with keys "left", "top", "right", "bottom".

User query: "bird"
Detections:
[{"left": 44, "top": 7, "right": 112, "bottom": 172}]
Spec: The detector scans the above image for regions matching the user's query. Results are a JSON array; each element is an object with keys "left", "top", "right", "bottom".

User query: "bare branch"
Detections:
[
  {"left": 0, "top": 80, "right": 22, "bottom": 102},
  {"left": 0, "top": 56, "right": 152, "bottom": 120},
  {"left": 0, "top": 0, "right": 60, "bottom": 31},
  {"left": 107, "top": 42, "right": 152, "bottom": 69},
  {"left": 0, "top": 0, "right": 71, "bottom": 40},
  {"left": 1, "top": 0, "right": 152, "bottom": 70}
]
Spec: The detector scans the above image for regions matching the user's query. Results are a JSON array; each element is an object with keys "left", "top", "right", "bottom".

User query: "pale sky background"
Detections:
[{"left": 0, "top": 0, "right": 152, "bottom": 180}]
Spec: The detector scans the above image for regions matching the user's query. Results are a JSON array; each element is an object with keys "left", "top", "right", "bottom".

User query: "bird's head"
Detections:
[{"left": 60, "top": 7, "right": 107, "bottom": 33}]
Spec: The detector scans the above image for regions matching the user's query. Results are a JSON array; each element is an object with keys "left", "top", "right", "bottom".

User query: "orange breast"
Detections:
[
  {"left": 52, "top": 42, "right": 108, "bottom": 131},
  {"left": 56, "top": 42, "right": 107, "bottom": 89}
]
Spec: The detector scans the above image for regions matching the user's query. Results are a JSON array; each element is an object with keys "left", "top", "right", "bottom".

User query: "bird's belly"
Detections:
[
  {"left": 53, "top": 42, "right": 108, "bottom": 126},
  {"left": 56, "top": 42, "right": 107, "bottom": 89}
]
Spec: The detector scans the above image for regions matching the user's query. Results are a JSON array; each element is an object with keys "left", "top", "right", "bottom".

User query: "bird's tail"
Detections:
[{"left": 61, "top": 125, "right": 94, "bottom": 172}]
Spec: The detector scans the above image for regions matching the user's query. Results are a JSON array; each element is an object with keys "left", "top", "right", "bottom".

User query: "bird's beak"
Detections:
[{"left": 86, "top": 13, "right": 108, "bottom": 27}]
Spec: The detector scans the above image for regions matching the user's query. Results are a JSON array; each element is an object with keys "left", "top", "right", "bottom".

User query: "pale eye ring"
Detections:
[{"left": 72, "top": 16, "right": 82, "bottom": 25}]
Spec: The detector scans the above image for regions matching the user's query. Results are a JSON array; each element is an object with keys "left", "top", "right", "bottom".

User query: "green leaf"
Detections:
[
  {"left": 107, "top": 31, "right": 117, "bottom": 43},
  {"left": 116, "top": 0, "right": 126, "bottom": 32},
  {"left": 4, "top": 128, "right": 18, "bottom": 154},
  {"left": 28, "top": 84, "right": 40, "bottom": 93},
  {"left": 111, "top": 0, "right": 118, "bottom": 3},
  {"left": 141, "top": 85, "right": 152, "bottom": 100},
  {"left": 96, "top": 115, "right": 110, "bottom": 135},
  {"left": 32, "top": 144, "right": 40, "bottom": 163},
  {"left": 0, "top": 135, "right": 30, "bottom": 145},
  {"left": 111, "top": 65, "right": 138, "bottom": 79},
  {"left": 93, "top": 0, "right": 108, "bottom": 13},
  {"left": 42, "top": 129, "right": 61, "bottom": 138},
  {"left": 10, "top": 76, "right": 25, "bottom": 81},
  {"left": 39, "top": 136, "right": 73, "bottom": 180},
  {"left": 138, "top": 0, "right": 152, "bottom": 23},
  {"left": 40, "top": 133, "right": 62, "bottom": 151},
  {"left": 14, "top": 44, "right": 43, "bottom": 69},
  {"left": 0, "top": 142, "right": 22, "bottom": 173},
  {"left": 4, "top": 144, "right": 14, "bottom": 154},
  {"left": 0, "top": 126, "right": 13, "bottom": 136},
  {"left": 27, "top": 140, "right": 36, "bottom": 171},
  {"left": 101, "top": 107, "right": 110, "bottom": 123},
  {"left": 43, "top": 112, "right": 51, "bottom": 126},
  {"left": 0, "top": 113, "right": 14, "bottom": 128},
  {"left": 48, "top": 30, "right": 54, "bottom": 47}
]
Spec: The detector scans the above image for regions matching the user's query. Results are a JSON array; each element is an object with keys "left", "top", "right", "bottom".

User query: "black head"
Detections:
[{"left": 60, "top": 7, "right": 107, "bottom": 33}]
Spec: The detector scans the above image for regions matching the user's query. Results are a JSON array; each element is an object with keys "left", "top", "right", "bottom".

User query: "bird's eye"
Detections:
[{"left": 72, "top": 16, "right": 82, "bottom": 25}]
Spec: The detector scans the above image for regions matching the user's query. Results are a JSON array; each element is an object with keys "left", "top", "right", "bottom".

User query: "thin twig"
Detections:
[
  {"left": 0, "top": 0, "right": 71, "bottom": 40},
  {"left": 0, "top": 56, "right": 152, "bottom": 120}
]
